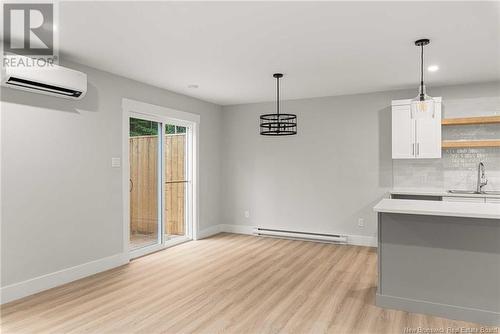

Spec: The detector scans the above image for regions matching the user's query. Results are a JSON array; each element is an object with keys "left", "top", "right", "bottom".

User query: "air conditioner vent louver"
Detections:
[{"left": 6, "top": 77, "right": 83, "bottom": 98}]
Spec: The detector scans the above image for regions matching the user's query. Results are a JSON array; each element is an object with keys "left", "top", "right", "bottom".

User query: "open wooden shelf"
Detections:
[
  {"left": 442, "top": 139, "right": 500, "bottom": 149},
  {"left": 442, "top": 115, "right": 500, "bottom": 126}
]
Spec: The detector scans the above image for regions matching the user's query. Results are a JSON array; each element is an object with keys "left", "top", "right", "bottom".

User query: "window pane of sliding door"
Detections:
[
  {"left": 164, "top": 124, "right": 188, "bottom": 240},
  {"left": 129, "top": 117, "right": 161, "bottom": 250}
]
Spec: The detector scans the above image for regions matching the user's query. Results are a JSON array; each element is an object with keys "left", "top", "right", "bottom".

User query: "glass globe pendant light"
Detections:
[{"left": 411, "top": 39, "right": 435, "bottom": 118}]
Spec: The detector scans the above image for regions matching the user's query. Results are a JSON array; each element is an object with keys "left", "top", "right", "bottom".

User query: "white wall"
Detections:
[
  {"left": 220, "top": 82, "right": 500, "bottom": 239},
  {"left": 221, "top": 91, "right": 394, "bottom": 239},
  {"left": 0, "top": 60, "right": 223, "bottom": 287}
]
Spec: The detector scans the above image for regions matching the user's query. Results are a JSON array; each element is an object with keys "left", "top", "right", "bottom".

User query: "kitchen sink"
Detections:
[
  {"left": 447, "top": 164, "right": 500, "bottom": 196},
  {"left": 448, "top": 190, "right": 480, "bottom": 194},
  {"left": 448, "top": 190, "right": 500, "bottom": 195},
  {"left": 482, "top": 191, "right": 500, "bottom": 195}
]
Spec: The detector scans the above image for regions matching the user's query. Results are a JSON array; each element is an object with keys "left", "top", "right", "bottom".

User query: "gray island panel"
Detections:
[{"left": 377, "top": 212, "right": 500, "bottom": 326}]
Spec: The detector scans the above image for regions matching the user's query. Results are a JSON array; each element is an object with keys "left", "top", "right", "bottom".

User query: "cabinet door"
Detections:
[
  {"left": 415, "top": 101, "right": 441, "bottom": 159},
  {"left": 392, "top": 105, "right": 415, "bottom": 159}
]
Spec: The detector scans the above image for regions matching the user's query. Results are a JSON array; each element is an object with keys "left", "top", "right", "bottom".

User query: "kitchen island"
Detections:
[{"left": 374, "top": 199, "right": 500, "bottom": 326}]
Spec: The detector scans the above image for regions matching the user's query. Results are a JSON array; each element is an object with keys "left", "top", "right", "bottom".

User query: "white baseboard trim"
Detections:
[
  {"left": 199, "top": 224, "right": 377, "bottom": 247},
  {"left": 197, "top": 225, "right": 222, "bottom": 239},
  {"left": 347, "top": 234, "right": 378, "bottom": 247},
  {"left": 219, "top": 224, "right": 254, "bottom": 235},
  {"left": 0, "top": 253, "right": 129, "bottom": 305}
]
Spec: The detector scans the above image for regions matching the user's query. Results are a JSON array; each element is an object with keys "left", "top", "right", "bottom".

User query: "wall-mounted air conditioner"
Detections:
[{"left": 1, "top": 57, "right": 87, "bottom": 100}]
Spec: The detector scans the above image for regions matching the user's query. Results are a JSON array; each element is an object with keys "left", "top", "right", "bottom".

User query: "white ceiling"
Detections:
[{"left": 59, "top": 1, "right": 500, "bottom": 105}]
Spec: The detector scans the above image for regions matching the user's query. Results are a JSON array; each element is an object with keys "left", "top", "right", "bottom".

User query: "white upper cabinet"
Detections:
[
  {"left": 391, "top": 97, "right": 442, "bottom": 159},
  {"left": 391, "top": 105, "right": 414, "bottom": 159}
]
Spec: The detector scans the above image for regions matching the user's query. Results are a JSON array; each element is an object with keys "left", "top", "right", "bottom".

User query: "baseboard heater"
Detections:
[{"left": 253, "top": 228, "right": 348, "bottom": 244}]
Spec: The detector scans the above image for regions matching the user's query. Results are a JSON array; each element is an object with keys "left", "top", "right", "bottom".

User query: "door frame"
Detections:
[{"left": 122, "top": 98, "right": 200, "bottom": 260}]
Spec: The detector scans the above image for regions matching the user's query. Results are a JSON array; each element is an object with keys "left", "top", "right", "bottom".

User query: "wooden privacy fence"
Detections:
[{"left": 129, "top": 134, "right": 186, "bottom": 236}]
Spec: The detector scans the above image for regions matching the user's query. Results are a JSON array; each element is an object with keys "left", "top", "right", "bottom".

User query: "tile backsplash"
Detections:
[
  {"left": 393, "top": 148, "right": 500, "bottom": 191},
  {"left": 393, "top": 93, "right": 500, "bottom": 191}
]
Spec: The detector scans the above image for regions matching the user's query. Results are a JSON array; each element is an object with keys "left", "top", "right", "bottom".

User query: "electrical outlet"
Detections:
[
  {"left": 357, "top": 218, "right": 365, "bottom": 228},
  {"left": 244, "top": 210, "right": 250, "bottom": 218}
]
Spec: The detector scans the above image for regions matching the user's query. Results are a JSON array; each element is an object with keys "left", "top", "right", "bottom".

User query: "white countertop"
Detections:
[
  {"left": 390, "top": 188, "right": 500, "bottom": 199},
  {"left": 374, "top": 198, "right": 500, "bottom": 220}
]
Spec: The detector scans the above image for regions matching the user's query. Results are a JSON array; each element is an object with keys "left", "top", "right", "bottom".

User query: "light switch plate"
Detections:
[{"left": 111, "top": 157, "right": 121, "bottom": 168}]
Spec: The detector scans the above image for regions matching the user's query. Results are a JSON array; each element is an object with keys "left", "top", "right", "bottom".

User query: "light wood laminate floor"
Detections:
[{"left": 1, "top": 233, "right": 492, "bottom": 334}]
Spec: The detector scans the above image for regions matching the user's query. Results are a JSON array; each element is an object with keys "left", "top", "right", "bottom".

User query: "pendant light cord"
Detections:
[
  {"left": 420, "top": 44, "right": 424, "bottom": 100},
  {"left": 276, "top": 76, "right": 280, "bottom": 116}
]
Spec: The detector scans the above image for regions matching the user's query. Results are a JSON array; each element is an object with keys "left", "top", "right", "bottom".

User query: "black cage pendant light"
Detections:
[{"left": 260, "top": 73, "right": 297, "bottom": 136}]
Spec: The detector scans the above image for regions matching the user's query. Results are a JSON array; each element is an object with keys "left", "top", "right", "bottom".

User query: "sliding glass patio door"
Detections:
[
  {"left": 129, "top": 116, "right": 162, "bottom": 251},
  {"left": 128, "top": 114, "right": 193, "bottom": 257},
  {"left": 164, "top": 123, "right": 190, "bottom": 242}
]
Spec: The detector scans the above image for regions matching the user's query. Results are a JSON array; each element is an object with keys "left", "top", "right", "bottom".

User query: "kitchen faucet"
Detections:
[{"left": 476, "top": 162, "right": 488, "bottom": 193}]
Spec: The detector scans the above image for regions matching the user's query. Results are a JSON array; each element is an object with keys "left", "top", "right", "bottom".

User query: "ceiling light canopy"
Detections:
[
  {"left": 411, "top": 39, "right": 435, "bottom": 118},
  {"left": 260, "top": 73, "right": 297, "bottom": 136}
]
